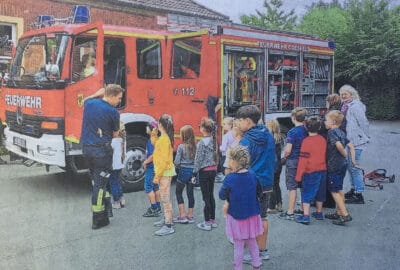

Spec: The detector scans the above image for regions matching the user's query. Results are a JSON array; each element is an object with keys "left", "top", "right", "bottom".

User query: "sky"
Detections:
[
  {"left": 195, "top": 0, "right": 317, "bottom": 22},
  {"left": 195, "top": 0, "right": 400, "bottom": 23}
]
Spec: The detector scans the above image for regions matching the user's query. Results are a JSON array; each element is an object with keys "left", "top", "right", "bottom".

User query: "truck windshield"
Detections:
[{"left": 8, "top": 33, "right": 68, "bottom": 89}]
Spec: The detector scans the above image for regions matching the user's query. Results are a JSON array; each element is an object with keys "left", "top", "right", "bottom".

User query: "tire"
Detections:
[
  {"left": 389, "top": 175, "right": 395, "bottom": 183},
  {"left": 120, "top": 134, "right": 147, "bottom": 192}
]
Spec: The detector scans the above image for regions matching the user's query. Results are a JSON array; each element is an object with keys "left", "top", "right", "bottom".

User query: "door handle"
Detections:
[{"left": 191, "top": 99, "right": 204, "bottom": 103}]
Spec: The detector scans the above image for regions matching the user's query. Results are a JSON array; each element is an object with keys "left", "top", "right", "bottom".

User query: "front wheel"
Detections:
[{"left": 120, "top": 135, "right": 147, "bottom": 192}]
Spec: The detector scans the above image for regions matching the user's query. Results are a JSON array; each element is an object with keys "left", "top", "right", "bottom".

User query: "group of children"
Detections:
[
  {"left": 134, "top": 106, "right": 274, "bottom": 269},
  {"left": 138, "top": 114, "right": 217, "bottom": 236},
  {"left": 278, "top": 106, "right": 356, "bottom": 226},
  {"left": 106, "top": 101, "right": 357, "bottom": 269}
]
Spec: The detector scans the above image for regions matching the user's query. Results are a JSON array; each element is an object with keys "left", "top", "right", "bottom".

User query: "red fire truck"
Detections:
[{"left": 0, "top": 22, "right": 334, "bottom": 191}]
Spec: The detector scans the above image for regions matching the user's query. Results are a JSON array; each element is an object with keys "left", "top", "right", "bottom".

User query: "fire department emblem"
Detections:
[{"left": 77, "top": 94, "right": 84, "bottom": 108}]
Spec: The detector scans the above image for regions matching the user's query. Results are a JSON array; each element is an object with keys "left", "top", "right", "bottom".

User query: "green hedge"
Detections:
[{"left": 361, "top": 84, "right": 400, "bottom": 120}]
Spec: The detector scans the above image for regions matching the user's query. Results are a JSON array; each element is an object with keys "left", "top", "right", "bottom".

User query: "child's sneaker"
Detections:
[
  {"left": 243, "top": 249, "right": 269, "bottom": 264},
  {"left": 332, "top": 214, "right": 352, "bottom": 226},
  {"left": 293, "top": 209, "right": 304, "bottom": 215},
  {"left": 186, "top": 216, "right": 195, "bottom": 224},
  {"left": 279, "top": 211, "right": 294, "bottom": 221},
  {"left": 173, "top": 216, "right": 189, "bottom": 224},
  {"left": 345, "top": 193, "right": 365, "bottom": 204},
  {"left": 325, "top": 212, "right": 340, "bottom": 220},
  {"left": 344, "top": 188, "right": 355, "bottom": 199},
  {"left": 295, "top": 215, "right": 310, "bottom": 225},
  {"left": 120, "top": 197, "right": 126, "bottom": 207},
  {"left": 242, "top": 253, "right": 252, "bottom": 264},
  {"left": 259, "top": 250, "right": 270, "bottom": 260},
  {"left": 215, "top": 172, "right": 225, "bottom": 183},
  {"left": 197, "top": 221, "right": 212, "bottom": 231},
  {"left": 156, "top": 206, "right": 162, "bottom": 215},
  {"left": 143, "top": 207, "right": 160, "bottom": 217},
  {"left": 311, "top": 211, "right": 324, "bottom": 220},
  {"left": 112, "top": 200, "right": 121, "bottom": 209},
  {"left": 209, "top": 219, "right": 218, "bottom": 228},
  {"left": 154, "top": 225, "right": 175, "bottom": 236},
  {"left": 267, "top": 208, "right": 278, "bottom": 214},
  {"left": 153, "top": 218, "right": 165, "bottom": 227}
]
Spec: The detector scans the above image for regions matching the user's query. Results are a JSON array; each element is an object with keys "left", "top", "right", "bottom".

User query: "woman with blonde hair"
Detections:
[{"left": 339, "top": 84, "right": 369, "bottom": 204}]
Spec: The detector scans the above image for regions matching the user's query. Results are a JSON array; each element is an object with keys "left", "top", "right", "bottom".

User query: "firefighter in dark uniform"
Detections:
[{"left": 81, "top": 84, "right": 123, "bottom": 229}]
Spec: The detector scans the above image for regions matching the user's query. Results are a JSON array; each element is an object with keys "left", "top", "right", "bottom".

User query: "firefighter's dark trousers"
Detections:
[{"left": 83, "top": 144, "right": 113, "bottom": 213}]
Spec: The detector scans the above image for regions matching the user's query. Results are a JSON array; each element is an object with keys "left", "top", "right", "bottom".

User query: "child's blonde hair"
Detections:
[
  {"left": 180, "top": 125, "right": 196, "bottom": 160},
  {"left": 223, "top": 117, "right": 234, "bottom": 128},
  {"left": 326, "top": 94, "right": 342, "bottom": 110},
  {"left": 291, "top": 107, "right": 307, "bottom": 122},
  {"left": 326, "top": 110, "right": 344, "bottom": 126},
  {"left": 266, "top": 119, "right": 282, "bottom": 144},
  {"left": 228, "top": 145, "right": 250, "bottom": 170},
  {"left": 232, "top": 126, "right": 242, "bottom": 140},
  {"left": 232, "top": 119, "right": 243, "bottom": 140}
]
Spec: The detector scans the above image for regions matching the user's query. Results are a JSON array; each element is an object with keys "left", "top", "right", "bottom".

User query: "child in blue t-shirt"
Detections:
[
  {"left": 219, "top": 145, "right": 263, "bottom": 270},
  {"left": 279, "top": 107, "right": 308, "bottom": 220},
  {"left": 142, "top": 121, "right": 161, "bottom": 217},
  {"left": 324, "top": 110, "right": 355, "bottom": 225}
]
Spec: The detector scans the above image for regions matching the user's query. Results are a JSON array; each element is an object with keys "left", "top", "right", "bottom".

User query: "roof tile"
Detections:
[{"left": 107, "top": 0, "right": 229, "bottom": 20}]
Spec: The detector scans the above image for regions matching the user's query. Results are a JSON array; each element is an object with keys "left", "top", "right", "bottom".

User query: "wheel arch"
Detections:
[
  {"left": 120, "top": 112, "right": 156, "bottom": 138},
  {"left": 119, "top": 113, "right": 156, "bottom": 192}
]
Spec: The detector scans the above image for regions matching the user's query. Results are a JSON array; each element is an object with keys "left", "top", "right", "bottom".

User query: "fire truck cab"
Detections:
[{"left": 0, "top": 22, "right": 334, "bottom": 192}]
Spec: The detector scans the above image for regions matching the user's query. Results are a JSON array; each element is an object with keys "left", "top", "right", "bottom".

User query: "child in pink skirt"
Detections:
[{"left": 219, "top": 145, "right": 263, "bottom": 270}]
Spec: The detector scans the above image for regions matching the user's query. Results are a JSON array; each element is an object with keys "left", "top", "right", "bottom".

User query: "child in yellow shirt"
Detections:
[{"left": 152, "top": 114, "right": 176, "bottom": 236}]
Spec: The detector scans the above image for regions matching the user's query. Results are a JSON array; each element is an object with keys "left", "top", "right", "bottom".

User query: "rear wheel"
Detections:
[{"left": 120, "top": 134, "right": 147, "bottom": 192}]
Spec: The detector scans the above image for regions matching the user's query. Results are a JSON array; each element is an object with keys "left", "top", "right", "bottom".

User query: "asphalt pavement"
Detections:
[{"left": 0, "top": 120, "right": 399, "bottom": 270}]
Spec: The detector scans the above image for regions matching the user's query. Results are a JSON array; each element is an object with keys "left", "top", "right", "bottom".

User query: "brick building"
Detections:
[{"left": 0, "top": 0, "right": 230, "bottom": 68}]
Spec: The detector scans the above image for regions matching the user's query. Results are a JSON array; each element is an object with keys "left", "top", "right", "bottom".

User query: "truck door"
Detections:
[
  {"left": 167, "top": 34, "right": 211, "bottom": 130},
  {"left": 65, "top": 22, "right": 104, "bottom": 146}
]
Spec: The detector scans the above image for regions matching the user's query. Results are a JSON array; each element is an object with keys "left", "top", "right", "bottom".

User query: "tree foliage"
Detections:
[
  {"left": 240, "top": 0, "right": 400, "bottom": 119},
  {"left": 240, "top": 0, "right": 297, "bottom": 31},
  {"left": 298, "top": 0, "right": 400, "bottom": 119},
  {"left": 297, "top": 7, "right": 349, "bottom": 39}
]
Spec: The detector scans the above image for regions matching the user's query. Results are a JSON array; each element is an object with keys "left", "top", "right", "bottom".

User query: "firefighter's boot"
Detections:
[
  {"left": 105, "top": 192, "right": 113, "bottom": 218},
  {"left": 92, "top": 211, "right": 110, "bottom": 230}
]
